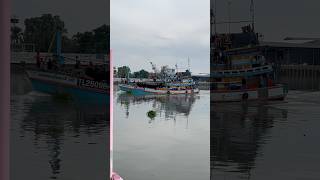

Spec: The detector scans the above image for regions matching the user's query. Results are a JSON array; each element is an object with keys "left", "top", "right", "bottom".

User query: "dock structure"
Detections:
[
  {"left": 11, "top": 52, "right": 109, "bottom": 65},
  {"left": 259, "top": 41, "right": 320, "bottom": 90},
  {"left": 260, "top": 41, "right": 320, "bottom": 66},
  {"left": 278, "top": 65, "right": 320, "bottom": 90}
]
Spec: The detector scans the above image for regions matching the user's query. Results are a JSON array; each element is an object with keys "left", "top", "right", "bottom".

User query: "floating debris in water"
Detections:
[{"left": 147, "top": 110, "right": 156, "bottom": 119}]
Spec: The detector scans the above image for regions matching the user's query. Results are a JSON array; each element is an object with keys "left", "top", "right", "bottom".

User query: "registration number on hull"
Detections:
[{"left": 78, "top": 79, "right": 108, "bottom": 90}]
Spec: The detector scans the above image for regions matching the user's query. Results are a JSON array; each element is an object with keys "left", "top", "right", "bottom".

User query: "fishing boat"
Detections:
[
  {"left": 26, "top": 31, "right": 109, "bottom": 102},
  {"left": 27, "top": 68, "right": 108, "bottom": 101},
  {"left": 211, "top": 45, "right": 288, "bottom": 102},
  {"left": 211, "top": 1, "right": 288, "bottom": 102},
  {"left": 118, "top": 63, "right": 199, "bottom": 95}
]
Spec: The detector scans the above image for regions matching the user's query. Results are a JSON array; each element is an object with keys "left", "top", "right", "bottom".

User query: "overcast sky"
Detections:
[
  {"left": 111, "top": 0, "right": 210, "bottom": 74},
  {"left": 212, "top": 0, "right": 320, "bottom": 42}
]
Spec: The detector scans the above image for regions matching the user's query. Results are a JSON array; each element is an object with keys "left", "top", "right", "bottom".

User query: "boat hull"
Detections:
[
  {"left": 27, "top": 70, "right": 109, "bottom": 103},
  {"left": 119, "top": 84, "right": 200, "bottom": 95},
  {"left": 211, "top": 85, "right": 287, "bottom": 102}
]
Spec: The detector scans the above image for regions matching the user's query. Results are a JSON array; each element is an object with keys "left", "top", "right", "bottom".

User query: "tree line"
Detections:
[
  {"left": 115, "top": 66, "right": 150, "bottom": 79},
  {"left": 11, "top": 14, "right": 109, "bottom": 54},
  {"left": 115, "top": 65, "right": 192, "bottom": 79}
]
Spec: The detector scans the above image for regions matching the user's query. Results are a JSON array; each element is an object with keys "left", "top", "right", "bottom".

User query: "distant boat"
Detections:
[
  {"left": 119, "top": 63, "right": 200, "bottom": 95},
  {"left": 119, "top": 80, "right": 199, "bottom": 95}
]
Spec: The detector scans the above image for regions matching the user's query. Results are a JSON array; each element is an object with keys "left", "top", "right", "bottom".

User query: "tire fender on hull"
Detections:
[{"left": 242, "top": 92, "right": 249, "bottom": 100}]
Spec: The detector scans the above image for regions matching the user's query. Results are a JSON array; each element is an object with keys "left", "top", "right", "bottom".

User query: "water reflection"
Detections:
[
  {"left": 117, "top": 93, "right": 199, "bottom": 120},
  {"left": 211, "top": 102, "right": 288, "bottom": 180},
  {"left": 10, "top": 71, "right": 109, "bottom": 180},
  {"left": 114, "top": 91, "right": 210, "bottom": 180}
]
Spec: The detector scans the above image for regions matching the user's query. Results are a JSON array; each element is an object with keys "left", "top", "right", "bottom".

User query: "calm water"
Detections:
[
  {"left": 10, "top": 70, "right": 109, "bottom": 180},
  {"left": 212, "top": 91, "right": 320, "bottom": 180},
  {"left": 114, "top": 89, "right": 210, "bottom": 180}
]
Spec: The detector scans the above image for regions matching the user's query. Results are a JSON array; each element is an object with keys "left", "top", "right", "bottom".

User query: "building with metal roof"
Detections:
[{"left": 260, "top": 40, "right": 320, "bottom": 65}]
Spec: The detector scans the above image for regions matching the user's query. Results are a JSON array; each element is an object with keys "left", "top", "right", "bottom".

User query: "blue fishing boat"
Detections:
[{"left": 26, "top": 31, "right": 109, "bottom": 103}]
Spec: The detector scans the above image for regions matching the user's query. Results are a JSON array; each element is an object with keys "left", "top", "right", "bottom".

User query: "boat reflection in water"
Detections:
[
  {"left": 114, "top": 90, "right": 210, "bottom": 180},
  {"left": 211, "top": 102, "right": 288, "bottom": 180},
  {"left": 11, "top": 89, "right": 109, "bottom": 180},
  {"left": 117, "top": 92, "right": 199, "bottom": 121}
]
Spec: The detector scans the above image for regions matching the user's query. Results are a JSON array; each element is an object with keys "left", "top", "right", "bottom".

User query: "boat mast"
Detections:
[
  {"left": 250, "top": 0, "right": 255, "bottom": 31},
  {"left": 211, "top": 0, "right": 217, "bottom": 36},
  {"left": 56, "top": 31, "right": 64, "bottom": 64},
  {"left": 227, "top": 0, "right": 231, "bottom": 34},
  {"left": 187, "top": 57, "right": 190, "bottom": 72}
]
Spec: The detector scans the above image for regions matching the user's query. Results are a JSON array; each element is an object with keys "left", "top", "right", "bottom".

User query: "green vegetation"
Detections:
[
  {"left": 147, "top": 110, "right": 156, "bottom": 119},
  {"left": 117, "top": 66, "right": 131, "bottom": 78},
  {"left": 133, "top": 69, "right": 149, "bottom": 79},
  {"left": 11, "top": 14, "right": 109, "bottom": 54},
  {"left": 115, "top": 66, "right": 150, "bottom": 79}
]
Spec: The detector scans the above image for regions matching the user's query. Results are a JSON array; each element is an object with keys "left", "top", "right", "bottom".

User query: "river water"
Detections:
[
  {"left": 10, "top": 69, "right": 109, "bottom": 180},
  {"left": 211, "top": 90, "right": 320, "bottom": 180},
  {"left": 11, "top": 66, "right": 320, "bottom": 180},
  {"left": 113, "top": 89, "right": 210, "bottom": 180}
]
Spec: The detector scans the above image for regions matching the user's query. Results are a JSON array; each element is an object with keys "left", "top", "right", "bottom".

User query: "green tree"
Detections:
[
  {"left": 72, "top": 31, "right": 95, "bottom": 53},
  {"left": 71, "top": 24, "right": 109, "bottom": 54},
  {"left": 117, "top": 66, "right": 131, "bottom": 78},
  {"left": 11, "top": 26, "right": 23, "bottom": 44},
  {"left": 93, "top": 24, "right": 109, "bottom": 54},
  {"left": 133, "top": 69, "right": 149, "bottom": 78},
  {"left": 23, "top": 14, "right": 67, "bottom": 52},
  {"left": 62, "top": 35, "right": 77, "bottom": 53}
]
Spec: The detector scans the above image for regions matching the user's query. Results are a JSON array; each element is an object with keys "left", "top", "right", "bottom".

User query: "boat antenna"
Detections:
[
  {"left": 175, "top": 63, "right": 178, "bottom": 73},
  {"left": 250, "top": 0, "right": 255, "bottom": 31},
  {"left": 227, "top": 0, "right": 232, "bottom": 34},
  {"left": 211, "top": 0, "right": 217, "bottom": 36},
  {"left": 187, "top": 57, "right": 190, "bottom": 71},
  {"left": 150, "top": 61, "right": 159, "bottom": 75}
]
